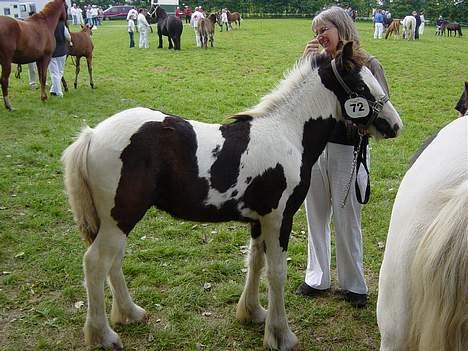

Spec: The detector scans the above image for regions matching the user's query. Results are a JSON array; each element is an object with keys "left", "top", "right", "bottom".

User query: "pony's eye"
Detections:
[{"left": 357, "top": 85, "right": 366, "bottom": 92}]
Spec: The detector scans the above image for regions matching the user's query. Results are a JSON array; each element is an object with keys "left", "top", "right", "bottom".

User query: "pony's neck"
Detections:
[{"left": 40, "top": 1, "right": 64, "bottom": 27}]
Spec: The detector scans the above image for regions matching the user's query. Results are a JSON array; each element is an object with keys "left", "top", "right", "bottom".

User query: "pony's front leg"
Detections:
[
  {"left": 263, "top": 219, "right": 298, "bottom": 351},
  {"left": 236, "top": 222, "right": 267, "bottom": 324},
  {"left": 83, "top": 224, "right": 124, "bottom": 350},
  {"left": 36, "top": 58, "right": 50, "bottom": 102},
  {"left": 108, "top": 237, "right": 146, "bottom": 326},
  {"left": 1, "top": 62, "right": 13, "bottom": 111}
]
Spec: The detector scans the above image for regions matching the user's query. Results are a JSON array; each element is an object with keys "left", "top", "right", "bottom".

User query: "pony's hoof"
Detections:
[
  {"left": 264, "top": 328, "right": 298, "bottom": 351},
  {"left": 91, "top": 84, "right": 95, "bottom": 89}
]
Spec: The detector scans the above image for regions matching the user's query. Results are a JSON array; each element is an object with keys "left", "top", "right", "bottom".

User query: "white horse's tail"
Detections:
[
  {"left": 409, "top": 179, "right": 468, "bottom": 351},
  {"left": 61, "top": 127, "right": 100, "bottom": 245}
]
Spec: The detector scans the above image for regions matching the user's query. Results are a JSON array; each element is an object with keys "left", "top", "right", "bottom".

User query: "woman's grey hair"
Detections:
[{"left": 312, "top": 6, "right": 360, "bottom": 45}]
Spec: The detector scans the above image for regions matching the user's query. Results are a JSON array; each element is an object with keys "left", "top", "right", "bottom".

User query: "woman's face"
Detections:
[{"left": 313, "top": 22, "right": 340, "bottom": 57}]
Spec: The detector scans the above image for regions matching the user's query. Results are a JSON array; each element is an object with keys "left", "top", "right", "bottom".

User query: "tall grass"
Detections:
[{"left": 0, "top": 19, "right": 466, "bottom": 350}]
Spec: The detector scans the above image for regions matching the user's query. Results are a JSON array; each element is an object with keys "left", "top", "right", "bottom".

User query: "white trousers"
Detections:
[
  {"left": 419, "top": 22, "right": 425, "bottom": 35},
  {"left": 28, "top": 63, "right": 36, "bottom": 86},
  {"left": 193, "top": 27, "right": 201, "bottom": 47},
  {"left": 374, "top": 23, "right": 384, "bottom": 39},
  {"left": 48, "top": 55, "right": 66, "bottom": 96},
  {"left": 304, "top": 143, "right": 369, "bottom": 294},
  {"left": 138, "top": 27, "right": 149, "bottom": 48}
]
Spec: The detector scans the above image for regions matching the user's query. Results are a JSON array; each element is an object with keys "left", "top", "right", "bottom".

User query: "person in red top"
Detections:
[
  {"left": 175, "top": 6, "right": 181, "bottom": 18},
  {"left": 183, "top": 5, "right": 191, "bottom": 24}
]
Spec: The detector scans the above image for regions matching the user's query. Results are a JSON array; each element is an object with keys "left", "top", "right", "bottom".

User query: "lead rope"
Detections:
[{"left": 340, "top": 133, "right": 363, "bottom": 208}]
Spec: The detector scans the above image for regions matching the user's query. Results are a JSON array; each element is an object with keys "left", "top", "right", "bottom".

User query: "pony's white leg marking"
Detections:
[
  {"left": 83, "top": 224, "right": 124, "bottom": 349},
  {"left": 262, "top": 221, "right": 298, "bottom": 351},
  {"left": 236, "top": 237, "right": 267, "bottom": 323},
  {"left": 108, "top": 236, "right": 146, "bottom": 326}
]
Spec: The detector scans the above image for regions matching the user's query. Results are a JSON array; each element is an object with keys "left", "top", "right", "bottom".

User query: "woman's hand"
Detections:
[{"left": 303, "top": 38, "right": 321, "bottom": 57}]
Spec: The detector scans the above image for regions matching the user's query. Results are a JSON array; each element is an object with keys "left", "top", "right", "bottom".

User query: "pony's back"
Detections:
[{"left": 378, "top": 117, "right": 468, "bottom": 351}]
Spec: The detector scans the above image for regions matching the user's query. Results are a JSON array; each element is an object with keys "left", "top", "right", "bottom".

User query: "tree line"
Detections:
[{"left": 93, "top": 0, "right": 467, "bottom": 24}]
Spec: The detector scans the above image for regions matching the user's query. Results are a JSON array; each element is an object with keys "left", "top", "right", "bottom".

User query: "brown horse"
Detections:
[
  {"left": 197, "top": 14, "right": 216, "bottom": 48},
  {"left": 442, "top": 22, "right": 463, "bottom": 37},
  {"left": 62, "top": 24, "right": 95, "bottom": 91},
  {"left": 0, "top": 0, "right": 67, "bottom": 111},
  {"left": 385, "top": 19, "right": 401, "bottom": 39},
  {"left": 227, "top": 11, "right": 241, "bottom": 30}
]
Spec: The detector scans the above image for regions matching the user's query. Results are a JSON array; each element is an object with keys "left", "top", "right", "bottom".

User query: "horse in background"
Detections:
[
  {"left": 197, "top": 14, "right": 216, "bottom": 48},
  {"left": 216, "top": 11, "right": 229, "bottom": 32},
  {"left": 62, "top": 24, "right": 95, "bottom": 91},
  {"left": 227, "top": 10, "right": 241, "bottom": 29},
  {"left": 0, "top": 0, "right": 67, "bottom": 111},
  {"left": 61, "top": 42, "right": 401, "bottom": 351},
  {"left": 402, "top": 15, "right": 416, "bottom": 40},
  {"left": 377, "top": 116, "right": 467, "bottom": 351},
  {"left": 442, "top": 22, "right": 463, "bottom": 37},
  {"left": 385, "top": 19, "right": 401, "bottom": 39},
  {"left": 149, "top": 5, "right": 183, "bottom": 50}
]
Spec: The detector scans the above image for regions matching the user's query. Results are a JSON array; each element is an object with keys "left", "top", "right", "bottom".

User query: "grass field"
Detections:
[{"left": 0, "top": 19, "right": 466, "bottom": 351}]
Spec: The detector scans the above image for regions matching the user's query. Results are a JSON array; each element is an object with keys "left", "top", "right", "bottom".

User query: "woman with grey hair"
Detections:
[{"left": 296, "top": 6, "right": 390, "bottom": 308}]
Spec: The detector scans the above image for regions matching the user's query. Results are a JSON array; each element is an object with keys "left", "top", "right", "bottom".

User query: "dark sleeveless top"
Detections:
[{"left": 52, "top": 20, "right": 68, "bottom": 58}]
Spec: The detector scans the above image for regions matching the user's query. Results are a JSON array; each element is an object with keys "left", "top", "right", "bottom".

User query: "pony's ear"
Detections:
[{"left": 341, "top": 41, "right": 354, "bottom": 66}]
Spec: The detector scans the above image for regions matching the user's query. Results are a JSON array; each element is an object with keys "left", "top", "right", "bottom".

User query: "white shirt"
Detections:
[
  {"left": 190, "top": 10, "right": 205, "bottom": 28},
  {"left": 221, "top": 12, "right": 228, "bottom": 23},
  {"left": 127, "top": 9, "right": 137, "bottom": 20},
  {"left": 128, "top": 19, "right": 135, "bottom": 32},
  {"left": 137, "top": 13, "right": 150, "bottom": 29}
]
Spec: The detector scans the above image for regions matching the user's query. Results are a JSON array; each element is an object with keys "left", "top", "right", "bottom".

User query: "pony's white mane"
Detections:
[{"left": 240, "top": 56, "right": 332, "bottom": 118}]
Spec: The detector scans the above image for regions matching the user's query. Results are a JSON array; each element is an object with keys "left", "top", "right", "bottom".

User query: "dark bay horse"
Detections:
[
  {"left": 62, "top": 42, "right": 402, "bottom": 350},
  {"left": 198, "top": 14, "right": 216, "bottom": 48},
  {"left": 149, "top": 5, "right": 183, "bottom": 50},
  {"left": 441, "top": 22, "right": 463, "bottom": 37},
  {"left": 0, "top": 0, "right": 67, "bottom": 111},
  {"left": 62, "top": 24, "right": 95, "bottom": 91},
  {"left": 227, "top": 11, "right": 241, "bottom": 29}
]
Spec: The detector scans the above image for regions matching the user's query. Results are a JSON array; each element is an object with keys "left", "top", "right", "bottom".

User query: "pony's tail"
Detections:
[
  {"left": 61, "top": 127, "right": 100, "bottom": 246},
  {"left": 408, "top": 179, "right": 468, "bottom": 351}
]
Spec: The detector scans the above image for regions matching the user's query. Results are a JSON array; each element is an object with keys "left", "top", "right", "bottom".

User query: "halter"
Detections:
[{"left": 331, "top": 59, "right": 389, "bottom": 130}]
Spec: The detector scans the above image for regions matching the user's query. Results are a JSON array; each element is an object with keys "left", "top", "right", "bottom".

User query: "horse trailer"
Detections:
[
  {"left": 151, "top": 0, "right": 178, "bottom": 15},
  {"left": 1, "top": 0, "right": 70, "bottom": 18},
  {"left": 0, "top": 0, "right": 21, "bottom": 18}
]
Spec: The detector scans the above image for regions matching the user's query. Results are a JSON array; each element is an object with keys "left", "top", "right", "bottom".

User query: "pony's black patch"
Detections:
[
  {"left": 279, "top": 117, "right": 336, "bottom": 251},
  {"left": 210, "top": 119, "right": 251, "bottom": 193},
  {"left": 242, "top": 164, "right": 287, "bottom": 216},
  {"left": 251, "top": 221, "right": 261, "bottom": 239},
  {"left": 112, "top": 116, "right": 245, "bottom": 234},
  {"left": 212, "top": 144, "right": 221, "bottom": 157}
]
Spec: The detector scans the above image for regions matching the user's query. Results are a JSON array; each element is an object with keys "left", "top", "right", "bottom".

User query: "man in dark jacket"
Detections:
[
  {"left": 413, "top": 11, "right": 421, "bottom": 39},
  {"left": 48, "top": 16, "right": 72, "bottom": 96}
]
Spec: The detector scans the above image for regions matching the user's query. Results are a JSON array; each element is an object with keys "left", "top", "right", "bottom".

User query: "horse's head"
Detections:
[
  {"left": 323, "top": 41, "right": 402, "bottom": 139},
  {"left": 155, "top": 5, "right": 167, "bottom": 19},
  {"left": 81, "top": 24, "right": 93, "bottom": 35}
]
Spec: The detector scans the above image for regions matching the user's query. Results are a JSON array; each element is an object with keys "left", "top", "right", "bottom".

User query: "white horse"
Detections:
[
  {"left": 402, "top": 15, "right": 416, "bottom": 40},
  {"left": 62, "top": 42, "right": 402, "bottom": 351},
  {"left": 377, "top": 117, "right": 467, "bottom": 351}
]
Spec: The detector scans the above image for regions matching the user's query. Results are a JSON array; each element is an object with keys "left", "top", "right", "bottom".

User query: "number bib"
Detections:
[{"left": 344, "top": 97, "right": 370, "bottom": 118}]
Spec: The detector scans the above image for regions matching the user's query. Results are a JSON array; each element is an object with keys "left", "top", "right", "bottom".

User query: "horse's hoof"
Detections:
[
  {"left": 73, "top": 83, "right": 77, "bottom": 89},
  {"left": 91, "top": 84, "right": 95, "bottom": 89}
]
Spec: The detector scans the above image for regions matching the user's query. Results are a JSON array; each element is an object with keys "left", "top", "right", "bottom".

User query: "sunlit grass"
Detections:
[{"left": 0, "top": 19, "right": 466, "bottom": 350}]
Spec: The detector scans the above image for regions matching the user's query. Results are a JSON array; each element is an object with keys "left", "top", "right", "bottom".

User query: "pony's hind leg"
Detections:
[
  {"left": 74, "top": 57, "right": 81, "bottom": 89},
  {"left": 236, "top": 222, "right": 267, "bottom": 324},
  {"left": 83, "top": 224, "right": 126, "bottom": 350},
  {"left": 86, "top": 56, "right": 95, "bottom": 89},
  {"left": 108, "top": 237, "right": 146, "bottom": 326}
]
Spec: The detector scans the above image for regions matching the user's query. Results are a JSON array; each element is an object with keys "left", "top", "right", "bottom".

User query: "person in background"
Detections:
[
  {"left": 413, "top": 11, "right": 421, "bottom": 39},
  {"left": 184, "top": 5, "right": 192, "bottom": 24},
  {"left": 137, "top": 8, "right": 150, "bottom": 49},
  {"left": 419, "top": 11, "right": 425, "bottom": 36},
  {"left": 296, "top": 6, "right": 391, "bottom": 309},
  {"left": 175, "top": 6, "right": 181, "bottom": 18},
  {"left": 70, "top": 3, "right": 78, "bottom": 25},
  {"left": 77, "top": 5, "right": 84, "bottom": 25},
  {"left": 373, "top": 9, "right": 384, "bottom": 39},
  {"left": 190, "top": 6, "right": 205, "bottom": 48},
  {"left": 128, "top": 14, "right": 136, "bottom": 48},
  {"left": 48, "top": 14, "right": 72, "bottom": 97},
  {"left": 436, "top": 15, "right": 444, "bottom": 35}
]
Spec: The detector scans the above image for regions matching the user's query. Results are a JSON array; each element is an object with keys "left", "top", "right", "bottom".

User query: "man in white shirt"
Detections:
[
  {"left": 70, "top": 4, "right": 78, "bottom": 25},
  {"left": 190, "top": 7, "right": 205, "bottom": 47},
  {"left": 137, "top": 9, "right": 151, "bottom": 48}
]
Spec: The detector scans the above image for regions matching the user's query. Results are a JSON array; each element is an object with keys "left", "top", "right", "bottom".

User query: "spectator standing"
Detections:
[
  {"left": 419, "top": 11, "right": 425, "bottom": 36},
  {"left": 184, "top": 5, "right": 192, "bottom": 24},
  {"left": 48, "top": 17, "right": 72, "bottom": 97},
  {"left": 373, "top": 9, "right": 384, "bottom": 39},
  {"left": 137, "top": 8, "right": 151, "bottom": 48},
  {"left": 70, "top": 3, "right": 78, "bottom": 25},
  {"left": 77, "top": 5, "right": 84, "bottom": 24},
  {"left": 175, "top": 6, "right": 181, "bottom": 18},
  {"left": 413, "top": 11, "right": 421, "bottom": 39},
  {"left": 297, "top": 6, "right": 391, "bottom": 309},
  {"left": 190, "top": 6, "right": 205, "bottom": 48},
  {"left": 128, "top": 14, "right": 136, "bottom": 48},
  {"left": 221, "top": 9, "right": 229, "bottom": 31}
]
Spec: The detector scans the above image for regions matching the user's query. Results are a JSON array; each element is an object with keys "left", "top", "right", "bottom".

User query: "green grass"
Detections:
[{"left": 0, "top": 19, "right": 466, "bottom": 350}]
